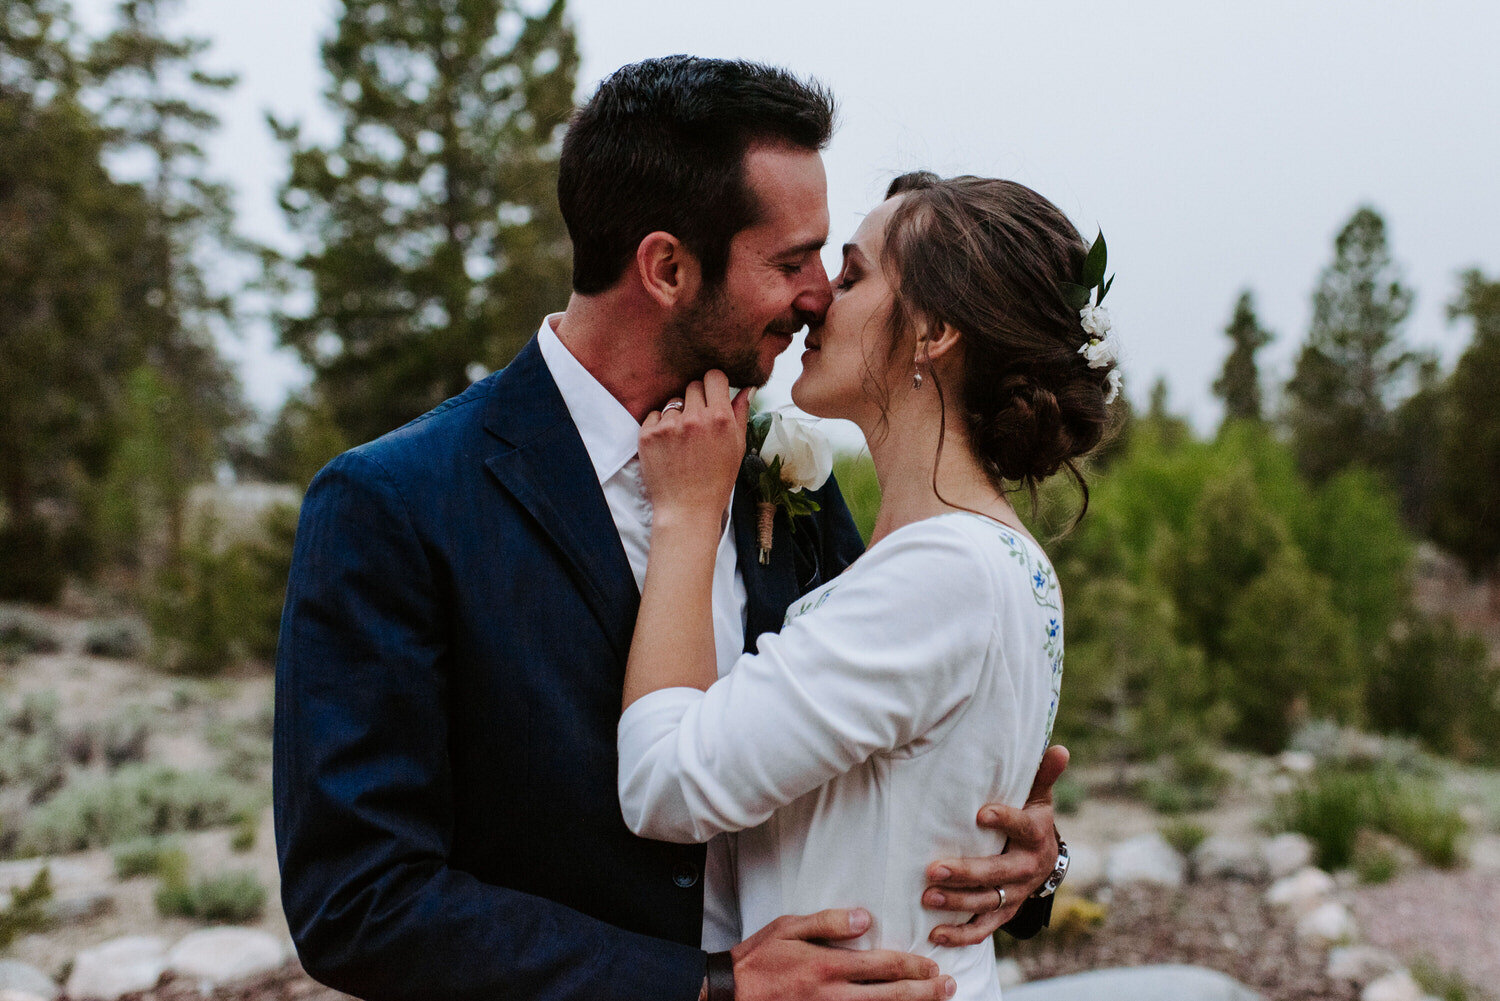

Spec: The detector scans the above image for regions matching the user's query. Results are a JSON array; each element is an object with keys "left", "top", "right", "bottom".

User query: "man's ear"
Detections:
[
  {"left": 635, "top": 231, "right": 702, "bottom": 310},
  {"left": 918, "top": 321, "right": 963, "bottom": 365}
]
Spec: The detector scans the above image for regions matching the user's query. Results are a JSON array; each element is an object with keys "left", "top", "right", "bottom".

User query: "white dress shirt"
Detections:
[
  {"left": 617, "top": 513, "right": 1065, "bottom": 1000},
  {"left": 534, "top": 314, "right": 747, "bottom": 946}
]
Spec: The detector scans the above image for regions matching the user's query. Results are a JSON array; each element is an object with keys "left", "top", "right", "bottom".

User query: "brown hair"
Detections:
[{"left": 879, "top": 171, "right": 1116, "bottom": 519}]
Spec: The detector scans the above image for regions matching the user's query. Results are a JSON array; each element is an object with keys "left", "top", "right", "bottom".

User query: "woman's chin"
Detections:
[{"left": 790, "top": 377, "right": 827, "bottom": 418}]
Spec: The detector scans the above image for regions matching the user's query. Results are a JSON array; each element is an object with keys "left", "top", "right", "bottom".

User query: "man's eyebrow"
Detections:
[{"left": 773, "top": 237, "right": 828, "bottom": 259}]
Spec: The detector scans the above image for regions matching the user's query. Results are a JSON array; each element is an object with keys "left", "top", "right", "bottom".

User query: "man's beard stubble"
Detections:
[{"left": 662, "top": 283, "right": 804, "bottom": 390}]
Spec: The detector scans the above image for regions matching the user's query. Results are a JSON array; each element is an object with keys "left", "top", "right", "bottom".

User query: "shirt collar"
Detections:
[{"left": 535, "top": 313, "right": 641, "bottom": 484}]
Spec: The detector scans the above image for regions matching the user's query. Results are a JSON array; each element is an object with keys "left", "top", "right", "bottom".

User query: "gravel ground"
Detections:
[
  {"left": 1350, "top": 869, "right": 1500, "bottom": 998},
  {"left": 1008, "top": 882, "right": 1358, "bottom": 1001},
  {"left": 99, "top": 874, "right": 1498, "bottom": 1001},
  {"left": 119, "top": 881, "right": 1349, "bottom": 1001}
]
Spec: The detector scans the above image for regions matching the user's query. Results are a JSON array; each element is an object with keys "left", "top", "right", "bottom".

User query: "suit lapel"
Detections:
[
  {"left": 732, "top": 468, "right": 801, "bottom": 653},
  {"left": 482, "top": 338, "right": 639, "bottom": 665}
]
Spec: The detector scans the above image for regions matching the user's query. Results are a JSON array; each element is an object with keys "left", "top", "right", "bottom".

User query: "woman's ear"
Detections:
[
  {"left": 917, "top": 321, "right": 963, "bottom": 365},
  {"left": 635, "top": 231, "right": 702, "bottom": 310}
]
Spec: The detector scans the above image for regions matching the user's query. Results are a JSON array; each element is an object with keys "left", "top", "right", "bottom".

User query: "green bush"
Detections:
[
  {"left": 1160, "top": 820, "right": 1209, "bottom": 857},
  {"left": 1219, "top": 550, "right": 1361, "bottom": 751},
  {"left": 1352, "top": 832, "right": 1402, "bottom": 885},
  {"left": 155, "top": 866, "right": 267, "bottom": 923},
  {"left": 112, "top": 836, "right": 187, "bottom": 879},
  {"left": 84, "top": 618, "right": 147, "bottom": 660},
  {"left": 1141, "top": 747, "right": 1231, "bottom": 815},
  {"left": 0, "top": 866, "right": 53, "bottom": 947},
  {"left": 1272, "top": 764, "right": 1467, "bottom": 870},
  {"left": 1369, "top": 615, "right": 1499, "bottom": 763},
  {"left": 1411, "top": 957, "right": 1480, "bottom": 1001},
  {"left": 1053, "top": 776, "right": 1084, "bottom": 816},
  {"left": 16, "top": 764, "right": 263, "bottom": 857},
  {"left": 149, "top": 503, "right": 297, "bottom": 675},
  {"left": 830, "top": 453, "right": 880, "bottom": 544},
  {"left": 0, "top": 692, "right": 66, "bottom": 805},
  {"left": 0, "top": 610, "right": 62, "bottom": 664}
]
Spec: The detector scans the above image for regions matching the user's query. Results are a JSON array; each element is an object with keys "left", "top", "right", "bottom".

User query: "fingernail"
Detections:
[
  {"left": 849, "top": 908, "right": 871, "bottom": 933},
  {"left": 925, "top": 891, "right": 946, "bottom": 908},
  {"left": 931, "top": 866, "right": 951, "bottom": 880},
  {"left": 980, "top": 809, "right": 1000, "bottom": 824},
  {"left": 944, "top": 976, "right": 958, "bottom": 997}
]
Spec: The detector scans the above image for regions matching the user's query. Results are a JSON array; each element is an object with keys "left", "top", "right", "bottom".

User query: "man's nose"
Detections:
[{"left": 793, "top": 262, "right": 833, "bottom": 325}]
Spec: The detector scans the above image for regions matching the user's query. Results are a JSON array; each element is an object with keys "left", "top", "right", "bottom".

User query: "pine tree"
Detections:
[
  {"left": 271, "top": 0, "right": 579, "bottom": 448},
  {"left": 1284, "top": 207, "right": 1416, "bottom": 483},
  {"left": 86, "top": 0, "right": 249, "bottom": 559},
  {"left": 0, "top": 0, "right": 158, "bottom": 598},
  {"left": 1213, "top": 290, "right": 1272, "bottom": 424},
  {"left": 1432, "top": 270, "right": 1500, "bottom": 584}
]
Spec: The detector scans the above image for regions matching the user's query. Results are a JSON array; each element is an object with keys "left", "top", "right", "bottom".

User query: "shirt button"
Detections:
[{"left": 673, "top": 862, "right": 700, "bottom": 888}]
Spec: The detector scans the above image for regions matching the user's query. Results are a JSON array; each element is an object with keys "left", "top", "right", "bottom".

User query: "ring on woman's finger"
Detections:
[
  {"left": 662, "top": 400, "right": 684, "bottom": 413},
  {"left": 995, "top": 887, "right": 1006, "bottom": 910}
]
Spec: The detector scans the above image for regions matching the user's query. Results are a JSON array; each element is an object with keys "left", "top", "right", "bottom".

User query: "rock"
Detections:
[
  {"left": 1467, "top": 833, "right": 1500, "bottom": 872},
  {"left": 64, "top": 936, "right": 166, "bottom": 1000},
  {"left": 1265, "top": 866, "right": 1336, "bottom": 915},
  {"left": 1062, "top": 840, "right": 1105, "bottom": 890},
  {"left": 44, "top": 891, "right": 113, "bottom": 925},
  {"left": 1106, "top": 833, "right": 1186, "bottom": 888},
  {"left": 1296, "top": 900, "right": 1358, "bottom": 947},
  {"left": 995, "top": 958, "right": 1024, "bottom": 988},
  {"left": 0, "top": 961, "right": 59, "bottom": 1001},
  {"left": 1362, "top": 970, "right": 1424, "bottom": 1001},
  {"left": 1006, "top": 964, "right": 1264, "bottom": 1001},
  {"left": 1328, "top": 945, "right": 1403, "bottom": 985},
  {"left": 1262, "top": 833, "right": 1314, "bottom": 879},
  {"left": 1277, "top": 750, "right": 1317, "bottom": 774},
  {"left": 166, "top": 927, "right": 286, "bottom": 987},
  {"left": 1193, "top": 836, "right": 1269, "bottom": 882}
]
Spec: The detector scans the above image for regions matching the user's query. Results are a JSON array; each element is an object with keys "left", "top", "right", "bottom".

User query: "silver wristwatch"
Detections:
[{"left": 1031, "top": 838, "right": 1069, "bottom": 899}]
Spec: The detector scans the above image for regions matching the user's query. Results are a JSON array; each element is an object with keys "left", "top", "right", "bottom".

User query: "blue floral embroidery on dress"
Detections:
[
  {"left": 964, "top": 515, "right": 1065, "bottom": 753},
  {"left": 784, "top": 584, "right": 837, "bottom": 626}
]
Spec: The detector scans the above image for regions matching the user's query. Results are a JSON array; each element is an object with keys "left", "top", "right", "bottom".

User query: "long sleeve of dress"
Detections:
[{"left": 617, "top": 519, "right": 998, "bottom": 844}]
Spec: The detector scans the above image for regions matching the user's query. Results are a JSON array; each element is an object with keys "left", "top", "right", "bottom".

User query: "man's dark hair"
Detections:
[{"left": 558, "top": 55, "right": 836, "bottom": 295}]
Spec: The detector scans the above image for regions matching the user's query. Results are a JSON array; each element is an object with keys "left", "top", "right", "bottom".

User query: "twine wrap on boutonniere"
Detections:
[{"left": 742, "top": 411, "right": 833, "bottom": 564}]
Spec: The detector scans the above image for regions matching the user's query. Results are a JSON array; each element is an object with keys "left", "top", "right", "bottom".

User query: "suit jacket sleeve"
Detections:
[
  {"left": 809, "top": 473, "right": 1053, "bottom": 940},
  {"left": 273, "top": 450, "right": 705, "bottom": 1001}
]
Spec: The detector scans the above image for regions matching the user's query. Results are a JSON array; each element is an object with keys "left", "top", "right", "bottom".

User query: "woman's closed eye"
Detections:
[{"left": 834, "top": 267, "right": 860, "bottom": 292}]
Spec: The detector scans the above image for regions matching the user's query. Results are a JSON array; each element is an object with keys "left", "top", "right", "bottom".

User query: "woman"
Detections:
[{"left": 617, "top": 172, "right": 1117, "bottom": 999}]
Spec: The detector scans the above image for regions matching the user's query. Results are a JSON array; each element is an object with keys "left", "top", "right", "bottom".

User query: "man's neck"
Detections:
[{"left": 554, "top": 293, "right": 683, "bottom": 423}]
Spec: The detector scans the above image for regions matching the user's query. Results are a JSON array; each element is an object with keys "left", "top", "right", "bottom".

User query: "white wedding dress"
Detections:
[{"left": 618, "top": 512, "right": 1064, "bottom": 1000}]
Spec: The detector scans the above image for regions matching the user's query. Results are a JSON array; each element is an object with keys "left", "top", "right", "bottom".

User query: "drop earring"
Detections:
[{"left": 912, "top": 368, "right": 923, "bottom": 390}]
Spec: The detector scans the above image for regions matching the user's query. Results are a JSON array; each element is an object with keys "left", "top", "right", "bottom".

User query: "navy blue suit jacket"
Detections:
[{"left": 273, "top": 337, "right": 866, "bottom": 1001}]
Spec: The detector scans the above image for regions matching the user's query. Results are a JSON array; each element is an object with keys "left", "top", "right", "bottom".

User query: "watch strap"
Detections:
[{"left": 706, "top": 950, "right": 736, "bottom": 1001}]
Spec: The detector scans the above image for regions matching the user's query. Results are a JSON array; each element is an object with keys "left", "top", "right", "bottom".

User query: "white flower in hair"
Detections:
[
  {"left": 1104, "top": 368, "right": 1123, "bottom": 405},
  {"left": 1078, "top": 328, "right": 1120, "bottom": 369},
  {"left": 1079, "top": 304, "right": 1112, "bottom": 337}
]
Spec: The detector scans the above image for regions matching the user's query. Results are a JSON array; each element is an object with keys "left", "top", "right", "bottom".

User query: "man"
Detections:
[{"left": 274, "top": 56, "right": 1067, "bottom": 1001}]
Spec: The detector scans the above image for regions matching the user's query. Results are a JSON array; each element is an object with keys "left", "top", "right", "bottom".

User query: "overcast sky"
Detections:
[{"left": 73, "top": 0, "right": 1500, "bottom": 439}]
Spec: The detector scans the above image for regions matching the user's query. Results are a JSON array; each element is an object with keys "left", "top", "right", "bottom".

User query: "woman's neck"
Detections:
[{"left": 862, "top": 404, "right": 1025, "bottom": 547}]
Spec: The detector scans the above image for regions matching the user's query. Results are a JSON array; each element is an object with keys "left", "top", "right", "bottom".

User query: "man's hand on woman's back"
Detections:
[{"left": 732, "top": 908, "right": 955, "bottom": 1001}]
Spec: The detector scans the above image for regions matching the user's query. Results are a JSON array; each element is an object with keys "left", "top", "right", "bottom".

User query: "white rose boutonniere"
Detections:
[{"left": 744, "top": 411, "right": 832, "bottom": 564}]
